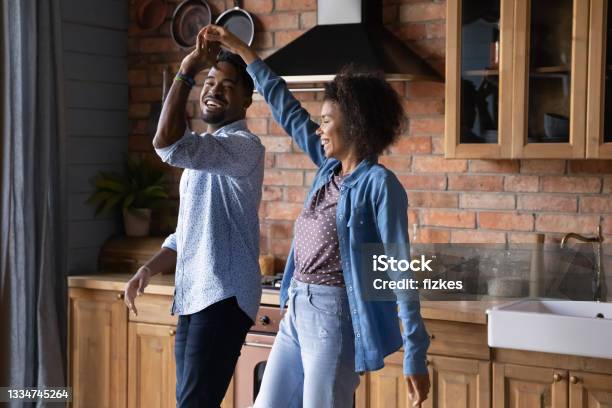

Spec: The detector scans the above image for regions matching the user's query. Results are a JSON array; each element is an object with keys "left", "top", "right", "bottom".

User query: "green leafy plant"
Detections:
[{"left": 86, "top": 156, "right": 174, "bottom": 215}]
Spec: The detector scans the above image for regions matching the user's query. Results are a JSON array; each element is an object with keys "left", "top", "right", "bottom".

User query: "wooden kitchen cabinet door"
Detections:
[
  {"left": 128, "top": 322, "right": 177, "bottom": 408},
  {"left": 367, "top": 351, "right": 410, "bottom": 408},
  {"left": 493, "top": 363, "right": 568, "bottom": 408},
  {"left": 68, "top": 288, "right": 128, "bottom": 408},
  {"left": 569, "top": 371, "right": 612, "bottom": 407},
  {"left": 423, "top": 355, "right": 490, "bottom": 408},
  {"left": 586, "top": 0, "right": 612, "bottom": 158}
]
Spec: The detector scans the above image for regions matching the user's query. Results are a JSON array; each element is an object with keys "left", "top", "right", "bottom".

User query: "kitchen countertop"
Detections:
[{"left": 68, "top": 273, "right": 501, "bottom": 325}]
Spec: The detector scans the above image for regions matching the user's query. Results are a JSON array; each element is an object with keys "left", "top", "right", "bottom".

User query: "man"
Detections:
[{"left": 123, "top": 27, "right": 264, "bottom": 407}]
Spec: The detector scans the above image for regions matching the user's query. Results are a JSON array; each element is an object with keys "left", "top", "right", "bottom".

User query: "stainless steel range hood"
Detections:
[{"left": 263, "top": 0, "right": 442, "bottom": 87}]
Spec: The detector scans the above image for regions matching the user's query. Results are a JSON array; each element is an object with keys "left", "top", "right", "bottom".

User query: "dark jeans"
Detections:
[{"left": 175, "top": 296, "right": 253, "bottom": 408}]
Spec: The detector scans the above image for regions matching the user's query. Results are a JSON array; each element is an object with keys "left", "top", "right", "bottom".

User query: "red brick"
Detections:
[
  {"left": 275, "top": 0, "right": 316, "bottom": 11},
  {"left": 274, "top": 30, "right": 306, "bottom": 47},
  {"left": 580, "top": 196, "right": 612, "bottom": 213},
  {"left": 299, "top": 11, "right": 317, "bottom": 29},
  {"left": 470, "top": 160, "right": 519, "bottom": 173},
  {"left": 378, "top": 155, "right": 412, "bottom": 173},
  {"left": 269, "top": 237, "right": 292, "bottom": 257},
  {"left": 253, "top": 31, "right": 274, "bottom": 50},
  {"left": 604, "top": 216, "right": 612, "bottom": 235},
  {"left": 262, "top": 186, "right": 282, "bottom": 201},
  {"left": 536, "top": 214, "right": 600, "bottom": 234},
  {"left": 265, "top": 202, "right": 303, "bottom": 220},
  {"left": 508, "top": 233, "right": 548, "bottom": 244},
  {"left": 131, "top": 120, "right": 147, "bottom": 134},
  {"left": 269, "top": 222, "right": 294, "bottom": 239},
  {"left": 405, "top": 81, "right": 445, "bottom": 99},
  {"left": 265, "top": 154, "right": 275, "bottom": 168},
  {"left": 395, "top": 24, "right": 428, "bottom": 41},
  {"left": 421, "top": 210, "right": 476, "bottom": 228},
  {"left": 257, "top": 13, "right": 300, "bottom": 31},
  {"left": 460, "top": 194, "right": 515, "bottom": 210},
  {"left": 245, "top": 118, "right": 268, "bottom": 134},
  {"left": 286, "top": 186, "right": 309, "bottom": 203},
  {"left": 448, "top": 175, "right": 504, "bottom": 192},
  {"left": 304, "top": 171, "right": 317, "bottom": 185},
  {"left": 414, "top": 228, "right": 451, "bottom": 243},
  {"left": 383, "top": 5, "right": 399, "bottom": 24},
  {"left": 402, "top": 99, "right": 445, "bottom": 116},
  {"left": 408, "top": 39, "right": 445, "bottom": 60},
  {"left": 413, "top": 156, "right": 467, "bottom": 173},
  {"left": 479, "top": 212, "right": 534, "bottom": 231},
  {"left": 408, "top": 192, "right": 458, "bottom": 208},
  {"left": 260, "top": 136, "right": 292, "bottom": 152},
  {"left": 128, "top": 70, "right": 148, "bottom": 86},
  {"left": 451, "top": 230, "right": 506, "bottom": 244},
  {"left": 399, "top": 3, "right": 446, "bottom": 22},
  {"left": 409, "top": 117, "right": 445, "bottom": 135},
  {"left": 276, "top": 153, "right": 317, "bottom": 169},
  {"left": 408, "top": 209, "right": 419, "bottom": 225},
  {"left": 128, "top": 103, "right": 151, "bottom": 119},
  {"left": 431, "top": 136, "right": 444, "bottom": 154},
  {"left": 604, "top": 178, "right": 612, "bottom": 193},
  {"left": 264, "top": 170, "right": 303, "bottom": 186},
  {"left": 520, "top": 160, "right": 566, "bottom": 174},
  {"left": 399, "top": 174, "right": 446, "bottom": 190},
  {"left": 131, "top": 87, "right": 164, "bottom": 102},
  {"left": 390, "top": 136, "right": 432, "bottom": 155},
  {"left": 569, "top": 160, "right": 612, "bottom": 174},
  {"left": 139, "top": 38, "right": 180, "bottom": 53},
  {"left": 541, "top": 176, "right": 601, "bottom": 194},
  {"left": 517, "top": 195, "right": 577, "bottom": 212},
  {"left": 247, "top": 101, "right": 273, "bottom": 118},
  {"left": 128, "top": 134, "right": 152, "bottom": 152},
  {"left": 504, "top": 175, "right": 539, "bottom": 192},
  {"left": 426, "top": 22, "right": 446, "bottom": 39},
  {"left": 242, "top": 0, "right": 273, "bottom": 13}
]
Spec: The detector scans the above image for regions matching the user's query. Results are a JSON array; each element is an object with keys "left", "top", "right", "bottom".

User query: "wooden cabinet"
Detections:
[
  {"left": 493, "top": 363, "right": 612, "bottom": 407},
  {"left": 569, "top": 371, "right": 612, "bottom": 407},
  {"left": 128, "top": 322, "right": 177, "bottom": 408},
  {"left": 68, "top": 288, "right": 128, "bottom": 408},
  {"left": 493, "top": 363, "right": 568, "bottom": 408},
  {"left": 446, "top": 0, "right": 612, "bottom": 158}
]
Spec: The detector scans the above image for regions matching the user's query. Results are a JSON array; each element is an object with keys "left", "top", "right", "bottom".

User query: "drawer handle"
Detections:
[
  {"left": 259, "top": 315, "right": 270, "bottom": 325},
  {"left": 570, "top": 376, "right": 580, "bottom": 384},
  {"left": 244, "top": 341, "right": 273, "bottom": 349},
  {"left": 169, "top": 329, "right": 176, "bottom": 336},
  {"left": 429, "top": 334, "right": 435, "bottom": 340},
  {"left": 553, "top": 373, "right": 564, "bottom": 382},
  {"left": 117, "top": 293, "right": 124, "bottom": 300}
]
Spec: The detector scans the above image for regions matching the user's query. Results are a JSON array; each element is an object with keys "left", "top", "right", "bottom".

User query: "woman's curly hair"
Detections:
[{"left": 324, "top": 66, "right": 406, "bottom": 160}]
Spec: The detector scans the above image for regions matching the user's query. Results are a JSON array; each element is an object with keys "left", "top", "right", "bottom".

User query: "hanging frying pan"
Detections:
[
  {"left": 171, "top": 0, "right": 212, "bottom": 48},
  {"left": 215, "top": 0, "right": 254, "bottom": 46}
]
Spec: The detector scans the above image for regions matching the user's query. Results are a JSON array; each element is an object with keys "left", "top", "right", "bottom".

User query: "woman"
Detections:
[{"left": 204, "top": 25, "right": 431, "bottom": 408}]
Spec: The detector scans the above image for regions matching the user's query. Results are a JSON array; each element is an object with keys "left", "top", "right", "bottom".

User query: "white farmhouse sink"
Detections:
[{"left": 487, "top": 299, "right": 612, "bottom": 359}]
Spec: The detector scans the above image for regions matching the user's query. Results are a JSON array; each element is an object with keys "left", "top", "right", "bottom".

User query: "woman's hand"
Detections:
[
  {"left": 179, "top": 26, "right": 221, "bottom": 77},
  {"left": 124, "top": 265, "right": 152, "bottom": 316},
  {"left": 405, "top": 373, "right": 430, "bottom": 407},
  {"left": 203, "top": 24, "right": 258, "bottom": 64}
]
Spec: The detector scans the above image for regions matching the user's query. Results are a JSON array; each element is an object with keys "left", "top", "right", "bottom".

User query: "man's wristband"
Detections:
[{"left": 175, "top": 73, "right": 196, "bottom": 89}]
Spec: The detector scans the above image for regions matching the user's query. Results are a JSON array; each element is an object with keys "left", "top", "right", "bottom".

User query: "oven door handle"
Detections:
[{"left": 244, "top": 341, "right": 274, "bottom": 349}]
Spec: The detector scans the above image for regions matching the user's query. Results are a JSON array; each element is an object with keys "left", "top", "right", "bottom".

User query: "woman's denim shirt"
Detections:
[{"left": 246, "top": 59, "right": 430, "bottom": 375}]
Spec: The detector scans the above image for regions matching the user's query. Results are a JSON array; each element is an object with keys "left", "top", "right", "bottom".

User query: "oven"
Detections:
[{"left": 232, "top": 303, "right": 282, "bottom": 408}]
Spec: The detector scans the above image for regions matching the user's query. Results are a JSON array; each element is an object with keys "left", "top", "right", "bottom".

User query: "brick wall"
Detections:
[{"left": 128, "top": 0, "right": 612, "bottom": 267}]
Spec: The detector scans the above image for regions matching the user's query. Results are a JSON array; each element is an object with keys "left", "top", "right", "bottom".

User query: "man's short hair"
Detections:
[{"left": 216, "top": 50, "right": 254, "bottom": 96}]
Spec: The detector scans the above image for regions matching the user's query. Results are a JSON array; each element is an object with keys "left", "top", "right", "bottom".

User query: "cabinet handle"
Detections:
[
  {"left": 169, "top": 329, "right": 176, "bottom": 336},
  {"left": 116, "top": 293, "right": 124, "bottom": 300},
  {"left": 570, "top": 376, "right": 580, "bottom": 384},
  {"left": 429, "top": 334, "right": 435, "bottom": 340},
  {"left": 553, "top": 373, "right": 563, "bottom": 382},
  {"left": 259, "top": 315, "right": 270, "bottom": 325}
]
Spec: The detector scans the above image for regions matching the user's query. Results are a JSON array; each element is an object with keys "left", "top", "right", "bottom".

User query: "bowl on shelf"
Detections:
[{"left": 543, "top": 113, "right": 569, "bottom": 139}]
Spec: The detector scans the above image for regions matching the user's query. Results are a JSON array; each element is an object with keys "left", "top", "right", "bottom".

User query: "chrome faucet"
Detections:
[{"left": 561, "top": 226, "right": 606, "bottom": 302}]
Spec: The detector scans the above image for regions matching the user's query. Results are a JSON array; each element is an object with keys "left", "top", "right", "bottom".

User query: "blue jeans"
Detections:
[
  {"left": 255, "top": 279, "right": 360, "bottom": 408},
  {"left": 174, "top": 296, "right": 253, "bottom": 408}
]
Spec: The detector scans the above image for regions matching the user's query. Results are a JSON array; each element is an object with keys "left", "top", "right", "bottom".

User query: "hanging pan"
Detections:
[
  {"left": 215, "top": 0, "right": 254, "bottom": 46},
  {"left": 171, "top": 0, "right": 212, "bottom": 48}
]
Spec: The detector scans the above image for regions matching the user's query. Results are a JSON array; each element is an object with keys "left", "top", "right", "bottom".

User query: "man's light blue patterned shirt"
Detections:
[{"left": 155, "top": 119, "right": 264, "bottom": 320}]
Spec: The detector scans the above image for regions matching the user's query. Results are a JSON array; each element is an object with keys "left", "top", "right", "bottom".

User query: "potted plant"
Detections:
[{"left": 86, "top": 156, "right": 174, "bottom": 237}]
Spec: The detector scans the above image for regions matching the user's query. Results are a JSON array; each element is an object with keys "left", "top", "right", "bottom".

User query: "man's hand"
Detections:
[
  {"left": 405, "top": 373, "right": 430, "bottom": 407},
  {"left": 203, "top": 24, "right": 258, "bottom": 65},
  {"left": 179, "top": 26, "right": 221, "bottom": 77},
  {"left": 124, "top": 266, "right": 152, "bottom": 316}
]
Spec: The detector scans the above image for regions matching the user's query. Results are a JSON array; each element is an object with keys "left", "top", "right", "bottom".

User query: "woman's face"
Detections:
[{"left": 316, "top": 100, "right": 350, "bottom": 159}]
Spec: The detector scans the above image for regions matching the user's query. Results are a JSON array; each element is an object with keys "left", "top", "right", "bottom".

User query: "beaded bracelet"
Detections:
[{"left": 175, "top": 73, "right": 196, "bottom": 89}]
